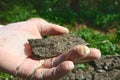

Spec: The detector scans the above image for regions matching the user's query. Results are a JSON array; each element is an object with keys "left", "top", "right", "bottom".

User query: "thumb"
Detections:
[
  {"left": 48, "top": 24, "right": 69, "bottom": 35},
  {"left": 29, "top": 18, "right": 69, "bottom": 36}
]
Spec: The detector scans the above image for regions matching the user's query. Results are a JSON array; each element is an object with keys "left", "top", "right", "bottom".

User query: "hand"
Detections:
[{"left": 0, "top": 18, "right": 101, "bottom": 80}]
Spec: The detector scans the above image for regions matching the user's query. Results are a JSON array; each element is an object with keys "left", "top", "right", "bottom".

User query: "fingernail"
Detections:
[
  {"left": 75, "top": 45, "right": 90, "bottom": 57},
  {"left": 64, "top": 28, "right": 69, "bottom": 33}
]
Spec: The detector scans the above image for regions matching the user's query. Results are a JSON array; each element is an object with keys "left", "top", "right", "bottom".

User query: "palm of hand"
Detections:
[
  {"left": 0, "top": 18, "right": 101, "bottom": 80},
  {"left": 0, "top": 18, "right": 71, "bottom": 80},
  {"left": 0, "top": 29, "right": 36, "bottom": 58}
]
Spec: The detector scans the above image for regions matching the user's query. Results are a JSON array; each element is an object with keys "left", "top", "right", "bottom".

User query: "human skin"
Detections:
[{"left": 0, "top": 18, "right": 101, "bottom": 80}]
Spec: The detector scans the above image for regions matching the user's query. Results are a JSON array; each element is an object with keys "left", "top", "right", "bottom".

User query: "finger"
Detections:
[
  {"left": 39, "top": 23, "right": 69, "bottom": 36},
  {"left": 50, "top": 45, "right": 101, "bottom": 66},
  {"left": 4, "top": 18, "right": 69, "bottom": 37},
  {"left": 0, "top": 25, "right": 4, "bottom": 27},
  {"left": 48, "top": 24, "right": 69, "bottom": 35},
  {"left": 35, "top": 61, "right": 74, "bottom": 80},
  {"left": 81, "top": 48, "right": 101, "bottom": 61}
]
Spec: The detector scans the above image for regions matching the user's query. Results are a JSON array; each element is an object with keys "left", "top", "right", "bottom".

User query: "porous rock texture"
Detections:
[{"left": 28, "top": 34, "right": 89, "bottom": 59}]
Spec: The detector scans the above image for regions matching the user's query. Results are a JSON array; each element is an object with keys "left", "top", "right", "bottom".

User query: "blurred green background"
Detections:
[
  {"left": 0, "top": 0, "right": 120, "bottom": 79},
  {"left": 0, "top": 0, "right": 120, "bottom": 29}
]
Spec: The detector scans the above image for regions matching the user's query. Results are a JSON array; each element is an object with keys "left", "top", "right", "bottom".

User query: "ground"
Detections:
[{"left": 60, "top": 55, "right": 120, "bottom": 80}]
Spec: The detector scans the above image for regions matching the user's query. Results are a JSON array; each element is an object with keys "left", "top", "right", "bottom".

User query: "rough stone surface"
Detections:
[{"left": 28, "top": 34, "right": 89, "bottom": 59}]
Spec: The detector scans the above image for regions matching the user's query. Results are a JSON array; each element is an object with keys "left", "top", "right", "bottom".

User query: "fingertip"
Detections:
[
  {"left": 52, "top": 61, "right": 74, "bottom": 79},
  {"left": 63, "top": 27, "right": 69, "bottom": 34},
  {"left": 86, "top": 48, "right": 101, "bottom": 60},
  {"left": 95, "top": 49, "right": 101, "bottom": 59},
  {"left": 60, "top": 61, "right": 74, "bottom": 72}
]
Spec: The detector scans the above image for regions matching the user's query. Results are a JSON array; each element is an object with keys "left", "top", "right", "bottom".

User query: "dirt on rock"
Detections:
[{"left": 28, "top": 34, "right": 89, "bottom": 59}]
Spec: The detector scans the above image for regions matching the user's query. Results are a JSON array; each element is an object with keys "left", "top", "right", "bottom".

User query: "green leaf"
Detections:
[{"left": 77, "top": 64, "right": 86, "bottom": 70}]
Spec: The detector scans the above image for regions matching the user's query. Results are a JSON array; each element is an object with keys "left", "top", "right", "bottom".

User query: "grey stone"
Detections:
[{"left": 28, "top": 34, "right": 89, "bottom": 59}]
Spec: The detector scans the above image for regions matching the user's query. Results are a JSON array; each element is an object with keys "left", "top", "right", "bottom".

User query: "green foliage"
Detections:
[
  {"left": 117, "top": 29, "right": 120, "bottom": 43},
  {"left": 0, "top": 71, "right": 11, "bottom": 78},
  {"left": 0, "top": 0, "right": 119, "bottom": 28},
  {"left": 76, "top": 64, "right": 86, "bottom": 70},
  {"left": 95, "top": 14, "right": 120, "bottom": 29},
  {"left": 0, "top": 0, "right": 43, "bottom": 23},
  {"left": 0, "top": 6, "right": 39, "bottom": 23},
  {"left": 75, "top": 28, "right": 120, "bottom": 55},
  {"left": 76, "top": 0, "right": 120, "bottom": 29}
]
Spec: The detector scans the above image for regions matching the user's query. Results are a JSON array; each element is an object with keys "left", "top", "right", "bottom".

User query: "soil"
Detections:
[
  {"left": 60, "top": 55, "right": 120, "bottom": 80},
  {"left": 28, "top": 34, "right": 89, "bottom": 59}
]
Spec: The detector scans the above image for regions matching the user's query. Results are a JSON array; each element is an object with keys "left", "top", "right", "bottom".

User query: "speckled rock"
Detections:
[{"left": 28, "top": 34, "right": 89, "bottom": 59}]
